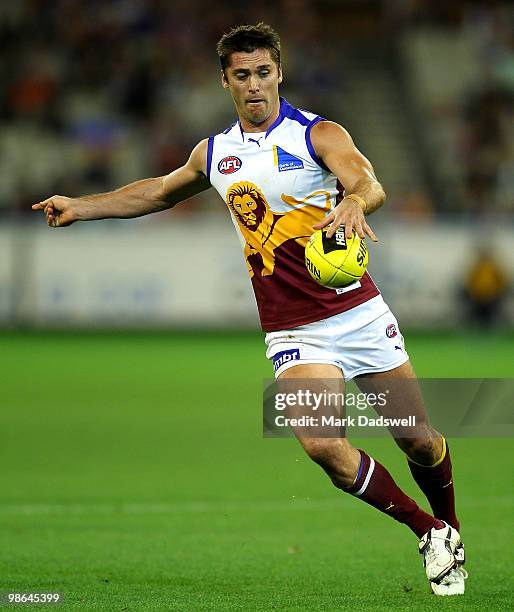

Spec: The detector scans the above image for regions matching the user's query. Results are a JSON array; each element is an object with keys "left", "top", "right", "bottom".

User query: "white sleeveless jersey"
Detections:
[{"left": 207, "top": 97, "right": 379, "bottom": 332}]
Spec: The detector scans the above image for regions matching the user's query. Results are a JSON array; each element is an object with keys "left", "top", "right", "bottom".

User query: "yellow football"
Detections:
[{"left": 305, "top": 226, "right": 368, "bottom": 288}]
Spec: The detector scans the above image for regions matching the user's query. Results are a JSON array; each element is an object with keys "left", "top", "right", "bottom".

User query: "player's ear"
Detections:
[
  {"left": 278, "top": 66, "right": 283, "bottom": 85},
  {"left": 221, "top": 69, "right": 229, "bottom": 89}
]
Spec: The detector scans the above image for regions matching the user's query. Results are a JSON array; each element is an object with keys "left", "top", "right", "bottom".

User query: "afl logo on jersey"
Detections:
[{"left": 218, "top": 156, "right": 242, "bottom": 174}]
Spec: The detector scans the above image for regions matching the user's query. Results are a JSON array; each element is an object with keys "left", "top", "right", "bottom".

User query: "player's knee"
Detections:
[{"left": 401, "top": 435, "right": 441, "bottom": 464}]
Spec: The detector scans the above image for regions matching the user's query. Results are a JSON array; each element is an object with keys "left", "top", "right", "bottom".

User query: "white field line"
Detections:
[
  {"left": 0, "top": 496, "right": 511, "bottom": 517},
  {"left": 0, "top": 499, "right": 348, "bottom": 517}
]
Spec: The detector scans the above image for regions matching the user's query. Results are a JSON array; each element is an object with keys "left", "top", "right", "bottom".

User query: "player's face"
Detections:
[
  {"left": 232, "top": 194, "right": 259, "bottom": 227},
  {"left": 222, "top": 48, "right": 282, "bottom": 131}
]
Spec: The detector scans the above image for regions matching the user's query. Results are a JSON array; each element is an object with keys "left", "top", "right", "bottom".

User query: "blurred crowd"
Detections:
[
  {"left": 0, "top": 0, "right": 512, "bottom": 217},
  {"left": 460, "top": 4, "right": 514, "bottom": 214}
]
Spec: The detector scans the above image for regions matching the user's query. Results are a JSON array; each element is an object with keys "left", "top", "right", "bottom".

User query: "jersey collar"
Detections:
[{"left": 237, "top": 97, "right": 290, "bottom": 141}]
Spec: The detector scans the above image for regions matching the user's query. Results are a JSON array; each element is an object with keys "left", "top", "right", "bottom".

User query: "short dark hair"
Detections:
[{"left": 216, "top": 23, "right": 281, "bottom": 73}]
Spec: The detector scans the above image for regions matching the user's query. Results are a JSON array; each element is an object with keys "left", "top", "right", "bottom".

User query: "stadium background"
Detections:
[{"left": 1, "top": 1, "right": 513, "bottom": 610}]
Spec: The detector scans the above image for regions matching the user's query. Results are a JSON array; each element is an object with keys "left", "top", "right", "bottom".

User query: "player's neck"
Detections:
[{"left": 238, "top": 98, "right": 281, "bottom": 134}]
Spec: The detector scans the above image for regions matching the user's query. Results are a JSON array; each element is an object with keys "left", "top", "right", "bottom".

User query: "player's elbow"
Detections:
[
  {"left": 157, "top": 176, "right": 178, "bottom": 210},
  {"left": 380, "top": 186, "right": 386, "bottom": 206},
  {"left": 376, "top": 183, "right": 386, "bottom": 208}
]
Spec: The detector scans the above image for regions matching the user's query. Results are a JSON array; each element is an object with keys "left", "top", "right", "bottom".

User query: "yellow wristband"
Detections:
[{"left": 344, "top": 193, "right": 367, "bottom": 213}]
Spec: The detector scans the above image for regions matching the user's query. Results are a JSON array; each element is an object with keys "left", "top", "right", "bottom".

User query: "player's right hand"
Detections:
[{"left": 31, "top": 195, "right": 76, "bottom": 227}]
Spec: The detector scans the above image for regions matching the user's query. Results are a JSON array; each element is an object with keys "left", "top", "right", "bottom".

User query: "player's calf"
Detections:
[{"left": 298, "top": 437, "right": 360, "bottom": 489}]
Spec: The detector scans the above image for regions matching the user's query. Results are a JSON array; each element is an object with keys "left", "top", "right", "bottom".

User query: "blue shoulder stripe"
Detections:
[
  {"left": 305, "top": 117, "right": 330, "bottom": 172},
  {"left": 206, "top": 136, "right": 214, "bottom": 181},
  {"left": 265, "top": 97, "right": 310, "bottom": 137},
  {"left": 285, "top": 106, "right": 310, "bottom": 127}
]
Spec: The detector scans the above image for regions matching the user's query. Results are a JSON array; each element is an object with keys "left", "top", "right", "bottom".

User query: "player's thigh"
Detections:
[
  {"left": 279, "top": 363, "right": 356, "bottom": 467},
  {"left": 355, "top": 360, "right": 439, "bottom": 443}
]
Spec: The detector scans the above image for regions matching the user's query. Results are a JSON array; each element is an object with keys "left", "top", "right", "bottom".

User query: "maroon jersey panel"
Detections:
[{"left": 249, "top": 238, "right": 380, "bottom": 332}]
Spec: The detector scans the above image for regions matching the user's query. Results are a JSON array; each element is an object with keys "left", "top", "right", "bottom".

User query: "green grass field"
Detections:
[{"left": 1, "top": 331, "right": 513, "bottom": 610}]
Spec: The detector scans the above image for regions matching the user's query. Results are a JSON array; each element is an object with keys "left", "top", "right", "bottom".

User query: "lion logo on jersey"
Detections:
[
  {"left": 226, "top": 181, "right": 332, "bottom": 278},
  {"left": 227, "top": 181, "right": 267, "bottom": 230}
]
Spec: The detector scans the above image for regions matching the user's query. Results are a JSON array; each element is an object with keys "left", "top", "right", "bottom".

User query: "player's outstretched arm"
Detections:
[
  {"left": 310, "top": 121, "right": 385, "bottom": 240},
  {"left": 31, "top": 140, "right": 211, "bottom": 227}
]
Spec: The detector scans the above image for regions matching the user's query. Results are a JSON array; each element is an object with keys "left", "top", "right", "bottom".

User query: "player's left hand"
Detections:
[{"left": 313, "top": 198, "right": 378, "bottom": 242}]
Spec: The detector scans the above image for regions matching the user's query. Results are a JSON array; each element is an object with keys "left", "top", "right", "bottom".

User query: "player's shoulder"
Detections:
[
  {"left": 186, "top": 138, "right": 209, "bottom": 174},
  {"left": 310, "top": 120, "right": 350, "bottom": 137},
  {"left": 309, "top": 120, "right": 354, "bottom": 153}
]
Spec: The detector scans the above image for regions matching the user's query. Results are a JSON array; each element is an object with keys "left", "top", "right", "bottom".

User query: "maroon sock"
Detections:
[
  {"left": 407, "top": 439, "right": 460, "bottom": 532},
  {"left": 344, "top": 450, "right": 443, "bottom": 538}
]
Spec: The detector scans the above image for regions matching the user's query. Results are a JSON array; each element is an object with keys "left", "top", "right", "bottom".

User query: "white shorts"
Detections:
[{"left": 265, "top": 295, "right": 409, "bottom": 380}]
